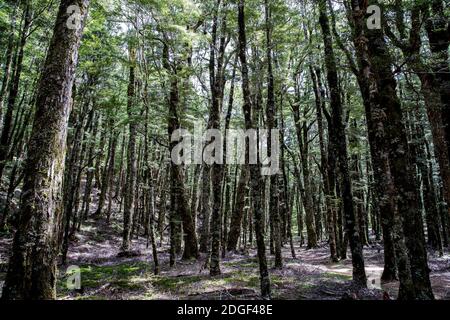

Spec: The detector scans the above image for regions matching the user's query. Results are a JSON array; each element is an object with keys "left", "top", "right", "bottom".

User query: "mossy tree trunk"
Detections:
[
  {"left": 121, "top": 45, "right": 137, "bottom": 253},
  {"left": 265, "top": 0, "right": 282, "bottom": 269},
  {"left": 1, "top": 0, "right": 90, "bottom": 300},
  {"left": 238, "top": 0, "right": 271, "bottom": 299},
  {"left": 318, "top": 0, "right": 367, "bottom": 287},
  {"left": 365, "top": 0, "right": 434, "bottom": 300}
]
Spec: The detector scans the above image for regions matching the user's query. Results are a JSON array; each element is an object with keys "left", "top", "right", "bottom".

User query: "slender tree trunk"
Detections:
[
  {"left": 238, "top": 0, "right": 270, "bottom": 298},
  {"left": 318, "top": 0, "right": 366, "bottom": 287},
  {"left": 413, "top": 110, "right": 443, "bottom": 254},
  {"left": 121, "top": 45, "right": 137, "bottom": 253},
  {"left": 208, "top": 1, "right": 227, "bottom": 275},
  {"left": 311, "top": 67, "right": 338, "bottom": 261},
  {"left": 199, "top": 165, "right": 211, "bottom": 253},
  {"left": 61, "top": 102, "right": 90, "bottom": 263},
  {"left": 291, "top": 103, "right": 317, "bottom": 249},
  {"left": 221, "top": 56, "right": 237, "bottom": 258},
  {"left": 141, "top": 101, "right": 159, "bottom": 274},
  {"left": 148, "top": 180, "right": 159, "bottom": 274},
  {"left": 80, "top": 113, "right": 98, "bottom": 222},
  {"left": 265, "top": 0, "right": 282, "bottom": 269},
  {"left": 227, "top": 166, "right": 248, "bottom": 252},
  {"left": 0, "top": 0, "right": 19, "bottom": 122},
  {"left": 280, "top": 111, "right": 296, "bottom": 258},
  {"left": 0, "top": 0, "right": 32, "bottom": 181},
  {"left": 95, "top": 126, "right": 117, "bottom": 218}
]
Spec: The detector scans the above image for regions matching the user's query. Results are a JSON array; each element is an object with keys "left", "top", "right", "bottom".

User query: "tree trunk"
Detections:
[
  {"left": 163, "top": 43, "right": 199, "bottom": 264},
  {"left": 365, "top": 0, "right": 434, "bottom": 299},
  {"left": 95, "top": 125, "right": 117, "bottom": 219},
  {"left": 291, "top": 102, "right": 317, "bottom": 249},
  {"left": 199, "top": 165, "right": 211, "bottom": 253},
  {"left": 238, "top": 0, "right": 271, "bottom": 298},
  {"left": 412, "top": 110, "right": 443, "bottom": 253},
  {"left": 227, "top": 166, "right": 248, "bottom": 252},
  {"left": 121, "top": 45, "right": 137, "bottom": 253},
  {"left": 208, "top": 1, "right": 227, "bottom": 275},
  {"left": 1, "top": 0, "right": 90, "bottom": 300},
  {"left": 80, "top": 113, "right": 98, "bottom": 222},
  {"left": 0, "top": 0, "right": 19, "bottom": 122},
  {"left": 318, "top": 0, "right": 366, "bottom": 287},
  {"left": 221, "top": 56, "right": 237, "bottom": 258},
  {"left": 0, "top": 0, "right": 32, "bottom": 181},
  {"left": 424, "top": 0, "right": 450, "bottom": 174},
  {"left": 311, "top": 66, "right": 338, "bottom": 261},
  {"left": 344, "top": 0, "right": 400, "bottom": 283},
  {"left": 265, "top": 0, "right": 282, "bottom": 269}
]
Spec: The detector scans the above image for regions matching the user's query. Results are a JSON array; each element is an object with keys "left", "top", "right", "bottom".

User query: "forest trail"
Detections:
[{"left": 2, "top": 217, "right": 448, "bottom": 300}]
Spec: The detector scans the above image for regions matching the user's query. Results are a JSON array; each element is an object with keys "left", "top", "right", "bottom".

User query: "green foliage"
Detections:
[{"left": 57, "top": 262, "right": 152, "bottom": 297}]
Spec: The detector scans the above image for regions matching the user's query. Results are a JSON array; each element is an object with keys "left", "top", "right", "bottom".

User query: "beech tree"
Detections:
[
  {"left": 0, "top": 0, "right": 446, "bottom": 301},
  {"left": 1, "top": 0, "right": 90, "bottom": 299}
]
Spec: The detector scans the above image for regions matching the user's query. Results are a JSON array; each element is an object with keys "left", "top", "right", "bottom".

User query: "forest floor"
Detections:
[{"left": 0, "top": 217, "right": 449, "bottom": 300}]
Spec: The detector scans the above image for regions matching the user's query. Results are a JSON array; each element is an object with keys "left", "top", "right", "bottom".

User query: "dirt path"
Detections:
[{"left": 1, "top": 218, "right": 449, "bottom": 300}]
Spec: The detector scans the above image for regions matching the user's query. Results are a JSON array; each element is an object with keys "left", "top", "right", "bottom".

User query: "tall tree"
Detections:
[
  {"left": 318, "top": 0, "right": 367, "bottom": 287},
  {"left": 238, "top": 0, "right": 271, "bottom": 298},
  {"left": 364, "top": 0, "right": 434, "bottom": 299},
  {"left": 1, "top": 0, "right": 90, "bottom": 299},
  {"left": 121, "top": 43, "right": 137, "bottom": 253},
  {"left": 265, "top": 0, "right": 282, "bottom": 269}
]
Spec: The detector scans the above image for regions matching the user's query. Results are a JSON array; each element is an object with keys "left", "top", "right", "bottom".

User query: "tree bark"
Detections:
[
  {"left": 0, "top": 0, "right": 19, "bottom": 122},
  {"left": 238, "top": 0, "right": 271, "bottom": 298},
  {"left": 1, "top": 0, "right": 90, "bottom": 300},
  {"left": 365, "top": 0, "right": 434, "bottom": 299},
  {"left": 311, "top": 66, "right": 338, "bottom": 261},
  {"left": 265, "top": 0, "right": 282, "bottom": 269},
  {"left": 318, "top": 0, "right": 367, "bottom": 287},
  {"left": 163, "top": 42, "right": 199, "bottom": 264},
  {"left": 424, "top": 0, "right": 450, "bottom": 173},
  {"left": 343, "top": 0, "right": 400, "bottom": 283},
  {"left": 227, "top": 166, "right": 248, "bottom": 252}
]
